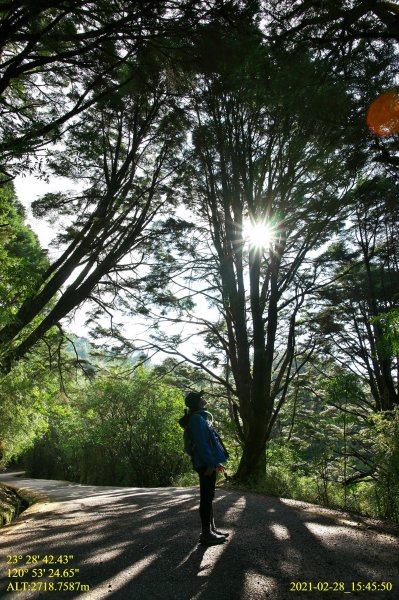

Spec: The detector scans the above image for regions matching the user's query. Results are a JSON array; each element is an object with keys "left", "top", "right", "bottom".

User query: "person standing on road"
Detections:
[{"left": 179, "top": 390, "right": 229, "bottom": 546}]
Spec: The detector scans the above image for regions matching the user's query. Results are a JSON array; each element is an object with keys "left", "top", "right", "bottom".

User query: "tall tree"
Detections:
[
  {"left": 136, "top": 30, "right": 369, "bottom": 481},
  {"left": 313, "top": 175, "right": 399, "bottom": 412}
]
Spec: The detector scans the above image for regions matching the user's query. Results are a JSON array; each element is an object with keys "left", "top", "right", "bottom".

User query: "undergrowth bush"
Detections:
[
  {"left": 24, "top": 368, "right": 192, "bottom": 487},
  {"left": 231, "top": 422, "right": 399, "bottom": 524}
]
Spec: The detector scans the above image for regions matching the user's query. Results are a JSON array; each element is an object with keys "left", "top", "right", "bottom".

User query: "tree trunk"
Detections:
[{"left": 234, "top": 429, "right": 267, "bottom": 483}]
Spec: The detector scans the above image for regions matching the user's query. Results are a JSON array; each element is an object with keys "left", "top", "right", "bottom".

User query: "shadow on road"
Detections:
[{"left": 0, "top": 474, "right": 398, "bottom": 599}]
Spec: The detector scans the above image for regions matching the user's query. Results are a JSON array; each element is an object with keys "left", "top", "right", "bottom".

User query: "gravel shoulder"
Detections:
[{"left": 0, "top": 471, "right": 398, "bottom": 600}]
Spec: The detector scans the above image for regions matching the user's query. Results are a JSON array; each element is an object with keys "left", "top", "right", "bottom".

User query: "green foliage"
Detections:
[
  {"left": 371, "top": 309, "right": 399, "bottom": 359},
  {"left": 24, "top": 367, "right": 192, "bottom": 487},
  {"left": 152, "top": 358, "right": 210, "bottom": 398},
  {"left": 251, "top": 367, "right": 399, "bottom": 522},
  {"left": 171, "top": 470, "right": 199, "bottom": 487},
  {"left": 23, "top": 402, "right": 86, "bottom": 483},
  {"left": 82, "top": 369, "right": 188, "bottom": 486},
  {"left": 264, "top": 442, "right": 317, "bottom": 501},
  {"left": 312, "top": 175, "right": 399, "bottom": 412},
  {"left": 362, "top": 409, "right": 399, "bottom": 521},
  {"left": 0, "top": 360, "right": 54, "bottom": 466},
  {"left": 0, "top": 182, "right": 48, "bottom": 328},
  {"left": 0, "top": 182, "right": 72, "bottom": 465},
  {"left": 245, "top": 416, "right": 399, "bottom": 522}
]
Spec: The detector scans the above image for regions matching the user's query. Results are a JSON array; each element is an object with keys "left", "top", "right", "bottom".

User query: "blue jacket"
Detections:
[{"left": 184, "top": 409, "right": 229, "bottom": 470}]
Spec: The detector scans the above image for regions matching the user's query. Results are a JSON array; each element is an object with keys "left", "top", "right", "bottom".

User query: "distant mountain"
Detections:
[
  {"left": 65, "top": 336, "right": 148, "bottom": 368},
  {"left": 67, "top": 336, "right": 92, "bottom": 361}
]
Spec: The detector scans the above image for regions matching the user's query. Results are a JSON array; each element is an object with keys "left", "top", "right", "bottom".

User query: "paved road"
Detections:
[{"left": 0, "top": 471, "right": 398, "bottom": 600}]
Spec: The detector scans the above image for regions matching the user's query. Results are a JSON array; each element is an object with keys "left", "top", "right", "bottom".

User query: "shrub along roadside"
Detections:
[
  {"left": 221, "top": 411, "right": 399, "bottom": 524},
  {"left": 23, "top": 368, "right": 193, "bottom": 488}
]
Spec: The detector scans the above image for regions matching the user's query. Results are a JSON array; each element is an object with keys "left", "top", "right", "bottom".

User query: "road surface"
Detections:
[{"left": 0, "top": 471, "right": 398, "bottom": 599}]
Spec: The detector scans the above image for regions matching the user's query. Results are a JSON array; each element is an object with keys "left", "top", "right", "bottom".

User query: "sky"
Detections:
[{"left": 14, "top": 174, "right": 64, "bottom": 251}]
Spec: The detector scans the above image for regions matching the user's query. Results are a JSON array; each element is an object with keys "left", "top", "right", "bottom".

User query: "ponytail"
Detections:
[{"left": 178, "top": 408, "right": 190, "bottom": 429}]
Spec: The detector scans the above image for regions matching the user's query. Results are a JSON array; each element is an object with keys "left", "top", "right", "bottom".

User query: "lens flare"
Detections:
[{"left": 366, "top": 91, "right": 399, "bottom": 138}]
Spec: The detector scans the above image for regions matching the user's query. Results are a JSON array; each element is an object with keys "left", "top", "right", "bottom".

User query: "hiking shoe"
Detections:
[
  {"left": 199, "top": 530, "right": 226, "bottom": 545},
  {"left": 212, "top": 529, "right": 229, "bottom": 538}
]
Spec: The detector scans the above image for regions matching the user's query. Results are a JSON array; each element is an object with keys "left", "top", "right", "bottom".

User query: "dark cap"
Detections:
[{"left": 184, "top": 390, "right": 204, "bottom": 410}]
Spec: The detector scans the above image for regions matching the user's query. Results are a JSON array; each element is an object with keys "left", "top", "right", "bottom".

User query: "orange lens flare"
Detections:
[{"left": 366, "top": 91, "right": 399, "bottom": 138}]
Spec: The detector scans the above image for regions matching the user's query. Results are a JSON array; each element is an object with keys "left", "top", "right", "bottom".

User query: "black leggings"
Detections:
[{"left": 197, "top": 467, "right": 216, "bottom": 531}]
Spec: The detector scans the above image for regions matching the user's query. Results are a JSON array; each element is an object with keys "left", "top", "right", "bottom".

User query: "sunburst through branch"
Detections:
[{"left": 243, "top": 219, "right": 274, "bottom": 250}]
